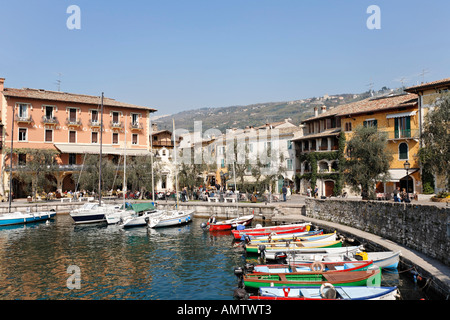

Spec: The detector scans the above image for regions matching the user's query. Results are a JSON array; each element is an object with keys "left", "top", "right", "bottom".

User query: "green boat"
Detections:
[
  {"left": 245, "top": 240, "right": 343, "bottom": 254},
  {"left": 243, "top": 267, "right": 381, "bottom": 289}
]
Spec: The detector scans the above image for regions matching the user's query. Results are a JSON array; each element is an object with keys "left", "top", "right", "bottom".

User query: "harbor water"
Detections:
[{"left": 0, "top": 215, "right": 438, "bottom": 300}]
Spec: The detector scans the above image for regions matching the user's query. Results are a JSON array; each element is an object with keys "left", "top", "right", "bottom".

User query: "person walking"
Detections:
[{"left": 393, "top": 187, "right": 400, "bottom": 203}]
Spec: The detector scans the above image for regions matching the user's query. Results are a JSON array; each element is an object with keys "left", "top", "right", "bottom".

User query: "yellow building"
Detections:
[
  {"left": 338, "top": 93, "right": 420, "bottom": 195},
  {"left": 404, "top": 77, "right": 450, "bottom": 193},
  {"left": 294, "top": 93, "right": 421, "bottom": 197}
]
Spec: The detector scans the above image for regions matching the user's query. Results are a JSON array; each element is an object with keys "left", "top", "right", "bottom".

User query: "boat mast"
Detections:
[
  {"left": 123, "top": 114, "right": 127, "bottom": 209},
  {"left": 150, "top": 116, "right": 155, "bottom": 202},
  {"left": 172, "top": 119, "right": 179, "bottom": 208},
  {"left": 98, "top": 92, "right": 104, "bottom": 206},
  {"left": 8, "top": 105, "right": 15, "bottom": 213}
]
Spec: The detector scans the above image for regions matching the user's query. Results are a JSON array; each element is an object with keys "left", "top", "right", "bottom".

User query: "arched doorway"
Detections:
[
  {"left": 62, "top": 174, "right": 76, "bottom": 192},
  {"left": 400, "top": 175, "right": 414, "bottom": 193}
]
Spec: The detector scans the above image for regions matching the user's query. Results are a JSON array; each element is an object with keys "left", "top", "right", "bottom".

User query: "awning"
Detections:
[
  {"left": 54, "top": 143, "right": 152, "bottom": 156},
  {"left": 386, "top": 111, "right": 417, "bottom": 119},
  {"left": 382, "top": 169, "right": 419, "bottom": 182}
]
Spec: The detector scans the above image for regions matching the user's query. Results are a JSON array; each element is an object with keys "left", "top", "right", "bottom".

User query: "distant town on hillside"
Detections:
[{"left": 154, "top": 86, "right": 403, "bottom": 132}]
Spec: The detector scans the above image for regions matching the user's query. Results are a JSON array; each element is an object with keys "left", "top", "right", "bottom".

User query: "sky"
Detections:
[{"left": 1, "top": 0, "right": 449, "bottom": 116}]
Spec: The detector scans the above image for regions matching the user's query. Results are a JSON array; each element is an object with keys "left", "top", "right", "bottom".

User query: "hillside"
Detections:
[{"left": 154, "top": 88, "right": 397, "bottom": 132}]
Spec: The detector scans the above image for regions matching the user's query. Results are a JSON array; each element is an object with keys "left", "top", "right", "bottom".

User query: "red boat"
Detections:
[
  {"left": 207, "top": 214, "right": 254, "bottom": 231},
  {"left": 231, "top": 223, "right": 311, "bottom": 240}
]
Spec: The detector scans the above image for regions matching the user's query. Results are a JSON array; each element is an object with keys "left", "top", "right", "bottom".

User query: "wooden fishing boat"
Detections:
[
  {"left": 232, "top": 223, "right": 311, "bottom": 240},
  {"left": 242, "top": 267, "right": 381, "bottom": 289},
  {"left": 247, "top": 239, "right": 343, "bottom": 254},
  {"left": 249, "top": 285, "right": 398, "bottom": 300},
  {"left": 247, "top": 260, "right": 374, "bottom": 274},
  {"left": 242, "top": 230, "right": 326, "bottom": 243},
  {"left": 274, "top": 249, "right": 400, "bottom": 270},
  {"left": 207, "top": 214, "right": 254, "bottom": 231},
  {"left": 263, "top": 245, "right": 363, "bottom": 261},
  {"left": 245, "top": 231, "right": 338, "bottom": 246}
]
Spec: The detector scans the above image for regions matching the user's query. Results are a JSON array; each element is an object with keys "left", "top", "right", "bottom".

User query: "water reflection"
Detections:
[{"left": 0, "top": 215, "right": 436, "bottom": 300}]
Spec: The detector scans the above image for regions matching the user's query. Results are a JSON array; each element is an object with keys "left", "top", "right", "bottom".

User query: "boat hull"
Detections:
[
  {"left": 246, "top": 239, "right": 343, "bottom": 254},
  {"left": 249, "top": 286, "right": 398, "bottom": 300},
  {"left": 150, "top": 211, "right": 194, "bottom": 228},
  {"left": 250, "top": 260, "right": 374, "bottom": 274},
  {"left": 208, "top": 215, "right": 254, "bottom": 231},
  {"left": 232, "top": 223, "right": 312, "bottom": 240},
  {"left": 0, "top": 211, "right": 56, "bottom": 226},
  {"left": 243, "top": 268, "right": 381, "bottom": 289}
]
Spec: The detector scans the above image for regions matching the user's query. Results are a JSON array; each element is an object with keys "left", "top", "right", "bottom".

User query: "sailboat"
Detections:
[
  {"left": 70, "top": 93, "right": 124, "bottom": 224},
  {"left": 147, "top": 119, "right": 194, "bottom": 229},
  {"left": 0, "top": 103, "right": 56, "bottom": 227}
]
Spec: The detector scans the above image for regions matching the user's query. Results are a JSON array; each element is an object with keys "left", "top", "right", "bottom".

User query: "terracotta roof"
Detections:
[
  {"left": 302, "top": 93, "right": 418, "bottom": 123},
  {"left": 2, "top": 87, "right": 156, "bottom": 111},
  {"left": 404, "top": 77, "right": 450, "bottom": 93}
]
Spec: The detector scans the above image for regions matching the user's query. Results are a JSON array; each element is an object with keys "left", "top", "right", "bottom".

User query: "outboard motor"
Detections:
[
  {"left": 200, "top": 222, "right": 207, "bottom": 229},
  {"left": 236, "top": 224, "right": 245, "bottom": 231},
  {"left": 274, "top": 252, "right": 287, "bottom": 264},
  {"left": 234, "top": 266, "right": 245, "bottom": 289},
  {"left": 244, "top": 263, "right": 255, "bottom": 273},
  {"left": 241, "top": 235, "right": 251, "bottom": 244},
  {"left": 233, "top": 288, "right": 249, "bottom": 300},
  {"left": 257, "top": 245, "right": 266, "bottom": 259}
]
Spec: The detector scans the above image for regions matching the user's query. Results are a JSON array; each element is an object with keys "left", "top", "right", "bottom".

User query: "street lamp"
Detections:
[{"left": 403, "top": 160, "right": 410, "bottom": 201}]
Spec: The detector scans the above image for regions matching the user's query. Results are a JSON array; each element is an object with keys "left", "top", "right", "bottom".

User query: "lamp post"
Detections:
[{"left": 404, "top": 160, "right": 410, "bottom": 201}]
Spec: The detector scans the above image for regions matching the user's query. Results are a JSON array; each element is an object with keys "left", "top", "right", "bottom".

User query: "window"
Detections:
[
  {"left": 345, "top": 122, "right": 352, "bottom": 132},
  {"left": 363, "top": 119, "right": 378, "bottom": 128},
  {"left": 91, "top": 110, "right": 98, "bottom": 123},
  {"left": 395, "top": 117, "right": 411, "bottom": 138},
  {"left": 131, "top": 113, "right": 139, "bottom": 126},
  {"left": 45, "top": 129, "right": 53, "bottom": 142},
  {"left": 220, "top": 158, "right": 225, "bottom": 168},
  {"left": 287, "top": 140, "right": 292, "bottom": 150},
  {"left": 132, "top": 134, "right": 138, "bottom": 145},
  {"left": 399, "top": 143, "right": 409, "bottom": 160},
  {"left": 92, "top": 132, "right": 98, "bottom": 144},
  {"left": 45, "top": 106, "right": 54, "bottom": 119},
  {"left": 69, "top": 131, "right": 76, "bottom": 143},
  {"left": 287, "top": 159, "right": 293, "bottom": 171},
  {"left": 69, "top": 108, "right": 77, "bottom": 122},
  {"left": 18, "top": 104, "right": 28, "bottom": 118},
  {"left": 18, "top": 128, "right": 27, "bottom": 141},
  {"left": 112, "top": 133, "right": 119, "bottom": 144},
  {"left": 69, "top": 153, "right": 77, "bottom": 165},
  {"left": 112, "top": 112, "right": 119, "bottom": 124}
]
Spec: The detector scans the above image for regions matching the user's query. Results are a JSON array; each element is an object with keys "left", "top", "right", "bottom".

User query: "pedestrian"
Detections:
[
  {"left": 282, "top": 185, "right": 287, "bottom": 202},
  {"left": 314, "top": 185, "right": 319, "bottom": 198},
  {"left": 393, "top": 187, "right": 400, "bottom": 203},
  {"left": 307, "top": 186, "right": 311, "bottom": 197}
]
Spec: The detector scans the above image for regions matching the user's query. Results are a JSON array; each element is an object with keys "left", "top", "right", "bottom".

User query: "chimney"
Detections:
[
  {"left": 314, "top": 107, "right": 319, "bottom": 117},
  {"left": 321, "top": 106, "right": 327, "bottom": 114},
  {"left": 0, "top": 78, "right": 5, "bottom": 92}
]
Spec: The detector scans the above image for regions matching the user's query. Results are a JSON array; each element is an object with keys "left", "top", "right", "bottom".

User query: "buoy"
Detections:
[{"left": 320, "top": 283, "right": 336, "bottom": 299}]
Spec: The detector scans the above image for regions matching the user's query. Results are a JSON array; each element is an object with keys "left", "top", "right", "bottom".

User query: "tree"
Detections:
[
  {"left": 344, "top": 125, "right": 393, "bottom": 200},
  {"left": 72, "top": 154, "right": 117, "bottom": 195},
  {"left": 12, "top": 148, "right": 59, "bottom": 200},
  {"left": 419, "top": 94, "right": 450, "bottom": 191}
]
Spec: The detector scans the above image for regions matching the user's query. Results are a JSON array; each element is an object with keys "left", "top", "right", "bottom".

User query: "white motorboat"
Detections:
[
  {"left": 70, "top": 203, "right": 122, "bottom": 224},
  {"left": 119, "top": 209, "right": 165, "bottom": 228},
  {"left": 147, "top": 209, "right": 194, "bottom": 228}
]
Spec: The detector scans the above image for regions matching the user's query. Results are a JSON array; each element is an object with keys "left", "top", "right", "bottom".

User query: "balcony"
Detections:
[
  {"left": 110, "top": 121, "right": 123, "bottom": 129},
  {"left": 380, "top": 129, "right": 420, "bottom": 141},
  {"left": 130, "top": 122, "right": 143, "bottom": 131},
  {"left": 88, "top": 119, "right": 101, "bottom": 128},
  {"left": 15, "top": 115, "right": 33, "bottom": 124},
  {"left": 42, "top": 116, "right": 59, "bottom": 126},
  {"left": 152, "top": 140, "right": 174, "bottom": 148},
  {"left": 66, "top": 118, "right": 82, "bottom": 127}
]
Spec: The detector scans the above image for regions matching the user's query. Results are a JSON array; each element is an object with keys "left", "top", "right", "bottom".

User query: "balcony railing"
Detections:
[
  {"left": 15, "top": 115, "right": 33, "bottom": 123},
  {"left": 130, "top": 122, "right": 143, "bottom": 130},
  {"left": 379, "top": 129, "right": 420, "bottom": 140},
  {"left": 110, "top": 121, "right": 123, "bottom": 129},
  {"left": 42, "top": 116, "right": 59, "bottom": 125},
  {"left": 66, "top": 118, "right": 82, "bottom": 127},
  {"left": 88, "top": 119, "right": 101, "bottom": 127}
]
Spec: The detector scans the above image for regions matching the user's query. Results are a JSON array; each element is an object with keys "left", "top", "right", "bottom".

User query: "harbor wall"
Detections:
[{"left": 303, "top": 198, "right": 450, "bottom": 266}]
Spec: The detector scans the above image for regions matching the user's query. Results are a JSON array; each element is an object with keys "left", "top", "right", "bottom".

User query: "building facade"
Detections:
[
  {"left": 0, "top": 77, "right": 156, "bottom": 198},
  {"left": 293, "top": 93, "right": 421, "bottom": 197}
]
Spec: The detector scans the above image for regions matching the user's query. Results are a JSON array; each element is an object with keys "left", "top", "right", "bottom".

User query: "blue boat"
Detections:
[{"left": 0, "top": 210, "right": 56, "bottom": 227}]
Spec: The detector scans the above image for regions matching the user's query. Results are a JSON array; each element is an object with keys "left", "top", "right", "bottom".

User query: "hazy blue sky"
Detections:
[{"left": 1, "top": 0, "right": 449, "bottom": 115}]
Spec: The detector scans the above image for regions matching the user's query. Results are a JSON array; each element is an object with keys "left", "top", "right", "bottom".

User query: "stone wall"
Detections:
[{"left": 304, "top": 198, "right": 450, "bottom": 266}]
